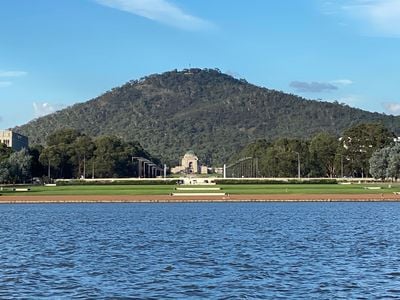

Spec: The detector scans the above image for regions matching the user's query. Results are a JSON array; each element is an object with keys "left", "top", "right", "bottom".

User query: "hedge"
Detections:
[
  {"left": 215, "top": 179, "right": 338, "bottom": 184},
  {"left": 56, "top": 180, "right": 179, "bottom": 186}
]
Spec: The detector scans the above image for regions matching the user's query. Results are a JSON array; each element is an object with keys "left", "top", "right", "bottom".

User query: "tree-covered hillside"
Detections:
[{"left": 13, "top": 68, "right": 400, "bottom": 165}]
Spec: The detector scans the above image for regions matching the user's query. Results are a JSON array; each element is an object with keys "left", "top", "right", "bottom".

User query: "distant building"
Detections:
[
  {"left": 0, "top": 130, "right": 28, "bottom": 151},
  {"left": 171, "top": 151, "right": 209, "bottom": 174}
]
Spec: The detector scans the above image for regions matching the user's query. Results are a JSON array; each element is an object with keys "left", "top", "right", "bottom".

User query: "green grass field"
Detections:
[
  {"left": 1, "top": 183, "right": 400, "bottom": 196},
  {"left": 220, "top": 183, "right": 399, "bottom": 194}
]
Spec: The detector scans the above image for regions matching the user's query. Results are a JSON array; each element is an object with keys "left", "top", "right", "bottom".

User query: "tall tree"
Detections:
[
  {"left": 39, "top": 145, "right": 63, "bottom": 179},
  {"left": 341, "top": 123, "right": 394, "bottom": 177},
  {"left": 370, "top": 144, "right": 400, "bottom": 180},
  {"left": 0, "top": 161, "right": 10, "bottom": 183},
  {"left": 386, "top": 144, "right": 400, "bottom": 180},
  {"left": 7, "top": 149, "right": 32, "bottom": 183},
  {"left": 369, "top": 147, "right": 390, "bottom": 180},
  {"left": 309, "top": 132, "right": 339, "bottom": 177},
  {"left": 93, "top": 136, "right": 122, "bottom": 178},
  {"left": 0, "top": 143, "right": 12, "bottom": 162},
  {"left": 71, "top": 135, "right": 95, "bottom": 178},
  {"left": 263, "top": 138, "right": 308, "bottom": 177},
  {"left": 29, "top": 145, "right": 46, "bottom": 178},
  {"left": 47, "top": 128, "right": 82, "bottom": 146}
]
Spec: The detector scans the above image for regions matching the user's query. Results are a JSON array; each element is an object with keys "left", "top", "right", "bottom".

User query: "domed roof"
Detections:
[{"left": 183, "top": 151, "right": 198, "bottom": 159}]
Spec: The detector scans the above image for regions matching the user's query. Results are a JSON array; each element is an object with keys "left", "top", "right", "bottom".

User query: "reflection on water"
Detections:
[{"left": 1, "top": 202, "right": 400, "bottom": 298}]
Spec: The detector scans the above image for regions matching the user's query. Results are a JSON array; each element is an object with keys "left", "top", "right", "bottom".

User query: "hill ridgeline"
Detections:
[{"left": 14, "top": 68, "right": 400, "bottom": 165}]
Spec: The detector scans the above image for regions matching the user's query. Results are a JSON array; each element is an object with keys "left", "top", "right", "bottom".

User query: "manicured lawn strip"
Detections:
[
  {"left": 220, "top": 184, "right": 400, "bottom": 194},
  {"left": 1, "top": 183, "right": 400, "bottom": 196},
  {"left": 1, "top": 185, "right": 175, "bottom": 195}
]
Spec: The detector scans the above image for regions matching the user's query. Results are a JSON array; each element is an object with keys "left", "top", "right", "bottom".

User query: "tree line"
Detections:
[
  {"left": 2, "top": 122, "right": 399, "bottom": 183},
  {"left": 0, "top": 129, "right": 157, "bottom": 183},
  {"left": 231, "top": 123, "right": 396, "bottom": 179}
]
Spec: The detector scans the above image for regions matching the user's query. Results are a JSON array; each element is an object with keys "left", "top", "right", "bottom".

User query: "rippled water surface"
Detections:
[{"left": 1, "top": 202, "right": 400, "bottom": 299}]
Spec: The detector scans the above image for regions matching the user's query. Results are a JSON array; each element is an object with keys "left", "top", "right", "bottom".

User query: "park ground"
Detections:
[{"left": 1, "top": 183, "right": 400, "bottom": 203}]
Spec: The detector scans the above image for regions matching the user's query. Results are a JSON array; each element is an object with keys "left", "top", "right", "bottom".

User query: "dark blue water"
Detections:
[{"left": 1, "top": 203, "right": 400, "bottom": 299}]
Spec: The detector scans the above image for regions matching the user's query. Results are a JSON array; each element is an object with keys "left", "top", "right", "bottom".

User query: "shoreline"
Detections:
[{"left": 1, "top": 194, "right": 400, "bottom": 203}]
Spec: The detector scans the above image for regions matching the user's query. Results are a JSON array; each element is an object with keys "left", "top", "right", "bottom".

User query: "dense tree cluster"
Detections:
[
  {"left": 231, "top": 123, "right": 395, "bottom": 178},
  {"left": 0, "top": 129, "right": 156, "bottom": 183},
  {"left": 370, "top": 144, "right": 400, "bottom": 180},
  {"left": 2, "top": 123, "right": 397, "bottom": 182},
  {"left": 0, "top": 145, "right": 32, "bottom": 183},
  {"left": 13, "top": 68, "right": 400, "bottom": 165}
]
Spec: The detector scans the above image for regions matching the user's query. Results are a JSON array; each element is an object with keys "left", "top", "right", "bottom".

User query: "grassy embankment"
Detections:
[{"left": 1, "top": 183, "right": 399, "bottom": 196}]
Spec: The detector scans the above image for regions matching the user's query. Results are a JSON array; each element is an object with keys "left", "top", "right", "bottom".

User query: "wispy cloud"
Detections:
[
  {"left": 33, "top": 102, "right": 65, "bottom": 118},
  {"left": 95, "top": 0, "right": 214, "bottom": 31},
  {"left": 324, "top": 0, "right": 400, "bottom": 37},
  {"left": 383, "top": 102, "right": 400, "bottom": 115},
  {"left": 290, "top": 81, "right": 338, "bottom": 93},
  {"left": 0, "top": 81, "right": 12, "bottom": 88},
  {"left": 0, "top": 70, "right": 27, "bottom": 88},
  {"left": 330, "top": 79, "right": 353, "bottom": 86},
  {"left": 290, "top": 78, "right": 353, "bottom": 93},
  {"left": 0, "top": 70, "right": 27, "bottom": 77}
]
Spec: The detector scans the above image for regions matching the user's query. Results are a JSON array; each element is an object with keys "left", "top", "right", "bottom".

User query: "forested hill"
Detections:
[{"left": 14, "top": 68, "right": 400, "bottom": 165}]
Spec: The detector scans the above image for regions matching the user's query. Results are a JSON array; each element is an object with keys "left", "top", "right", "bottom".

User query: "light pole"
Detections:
[
  {"left": 48, "top": 157, "right": 51, "bottom": 180},
  {"left": 83, "top": 155, "right": 86, "bottom": 179},
  {"left": 340, "top": 154, "right": 344, "bottom": 178},
  {"left": 294, "top": 151, "right": 300, "bottom": 179}
]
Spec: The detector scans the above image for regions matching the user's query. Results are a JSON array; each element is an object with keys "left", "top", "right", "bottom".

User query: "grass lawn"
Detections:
[
  {"left": 0, "top": 185, "right": 175, "bottom": 196},
  {"left": 1, "top": 182, "right": 400, "bottom": 196},
  {"left": 220, "top": 183, "right": 400, "bottom": 194}
]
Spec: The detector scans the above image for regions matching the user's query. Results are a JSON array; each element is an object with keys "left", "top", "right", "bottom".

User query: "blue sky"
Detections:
[{"left": 1, "top": 0, "right": 400, "bottom": 128}]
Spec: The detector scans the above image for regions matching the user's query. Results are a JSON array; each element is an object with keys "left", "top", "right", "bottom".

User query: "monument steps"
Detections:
[
  {"left": 175, "top": 187, "right": 221, "bottom": 191},
  {"left": 172, "top": 192, "right": 227, "bottom": 196}
]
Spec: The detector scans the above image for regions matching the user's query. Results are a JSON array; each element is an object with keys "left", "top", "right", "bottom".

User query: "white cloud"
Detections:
[
  {"left": 95, "top": 0, "right": 214, "bottom": 30},
  {"left": 383, "top": 102, "right": 400, "bottom": 115},
  {"left": 290, "top": 81, "right": 338, "bottom": 93},
  {"left": 330, "top": 79, "right": 353, "bottom": 86},
  {"left": 0, "top": 70, "right": 27, "bottom": 88},
  {"left": 0, "top": 81, "right": 12, "bottom": 88},
  {"left": 33, "top": 102, "right": 62, "bottom": 118},
  {"left": 329, "top": 0, "right": 400, "bottom": 36},
  {"left": 0, "top": 70, "right": 27, "bottom": 77}
]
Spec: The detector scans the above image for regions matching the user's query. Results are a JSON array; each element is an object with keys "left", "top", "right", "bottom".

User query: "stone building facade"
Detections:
[
  {"left": 0, "top": 130, "right": 29, "bottom": 151},
  {"left": 171, "top": 151, "right": 208, "bottom": 174}
]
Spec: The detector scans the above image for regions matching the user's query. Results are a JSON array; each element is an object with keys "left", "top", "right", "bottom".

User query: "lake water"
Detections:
[{"left": 1, "top": 202, "right": 400, "bottom": 299}]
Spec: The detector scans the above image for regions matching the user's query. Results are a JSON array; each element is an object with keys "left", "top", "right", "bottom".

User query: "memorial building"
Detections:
[{"left": 171, "top": 151, "right": 209, "bottom": 174}]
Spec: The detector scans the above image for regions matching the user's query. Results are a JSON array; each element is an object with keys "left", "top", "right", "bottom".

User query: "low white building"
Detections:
[{"left": 0, "top": 130, "right": 28, "bottom": 151}]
